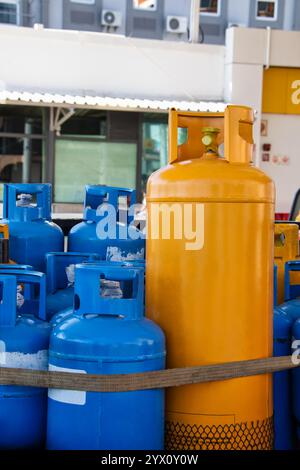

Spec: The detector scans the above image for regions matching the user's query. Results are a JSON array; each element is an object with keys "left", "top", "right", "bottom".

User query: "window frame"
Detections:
[
  {"left": 255, "top": 0, "right": 278, "bottom": 22},
  {"left": 132, "top": 0, "right": 158, "bottom": 12},
  {"left": 69, "top": 0, "right": 95, "bottom": 5},
  {"left": 200, "top": 0, "right": 221, "bottom": 17}
]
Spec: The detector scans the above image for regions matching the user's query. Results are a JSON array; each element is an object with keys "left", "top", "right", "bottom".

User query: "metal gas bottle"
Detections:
[
  {"left": 275, "top": 223, "right": 300, "bottom": 305},
  {"left": 45, "top": 252, "right": 100, "bottom": 320},
  {"left": 47, "top": 264, "right": 165, "bottom": 450},
  {"left": 146, "top": 106, "right": 275, "bottom": 450},
  {"left": 292, "top": 318, "right": 300, "bottom": 443},
  {"left": 0, "top": 271, "right": 50, "bottom": 449},
  {"left": 1, "top": 184, "right": 64, "bottom": 271},
  {"left": 273, "top": 266, "right": 295, "bottom": 450},
  {"left": 292, "top": 317, "right": 300, "bottom": 442},
  {"left": 273, "top": 307, "right": 294, "bottom": 450},
  {"left": 68, "top": 186, "right": 145, "bottom": 261}
]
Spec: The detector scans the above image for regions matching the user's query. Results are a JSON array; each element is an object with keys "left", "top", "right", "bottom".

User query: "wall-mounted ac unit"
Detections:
[
  {"left": 166, "top": 16, "right": 188, "bottom": 34},
  {"left": 101, "top": 9, "right": 122, "bottom": 27}
]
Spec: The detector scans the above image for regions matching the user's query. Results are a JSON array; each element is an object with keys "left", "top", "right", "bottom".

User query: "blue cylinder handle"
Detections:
[
  {"left": 0, "top": 275, "right": 18, "bottom": 327},
  {"left": 84, "top": 185, "right": 136, "bottom": 224},
  {"left": 46, "top": 252, "right": 101, "bottom": 293},
  {"left": 0, "top": 264, "right": 34, "bottom": 299},
  {"left": 74, "top": 264, "right": 144, "bottom": 320},
  {"left": 0, "top": 264, "right": 33, "bottom": 270},
  {"left": 284, "top": 261, "right": 300, "bottom": 301},
  {"left": 3, "top": 183, "right": 52, "bottom": 221},
  {"left": 0, "top": 269, "right": 46, "bottom": 321}
]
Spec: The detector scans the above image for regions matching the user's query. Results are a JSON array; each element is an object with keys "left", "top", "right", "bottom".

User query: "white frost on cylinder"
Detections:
[
  {"left": 66, "top": 264, "right": 75, "bottom": 286},
  {"left": 106, "top": 246, "right": 145, "bottom": 261},
  {"left": 0, "top": 341, "right": 48, "bottom": 370}
]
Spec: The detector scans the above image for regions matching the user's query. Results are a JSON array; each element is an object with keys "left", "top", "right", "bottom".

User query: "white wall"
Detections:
[
  {"left": 224, "top": 61, "right": 263, "bottom": 166},
  {"left": 0, "top": 25, "right": 225, "bottom": 100},
  {"left": 225, "top": 26, "right": 300, "bottom": 187},
  {"left": 260, "top": 113, "right": 300, "bottom": 214}
]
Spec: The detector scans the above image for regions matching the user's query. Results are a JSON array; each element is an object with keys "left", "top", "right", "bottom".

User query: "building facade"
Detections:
[
  {"left": 1, "top": 1, "right": 300, "bottom": 215},
  {"left": 0, "top": 1, "right": 299, "bottom": 45}
]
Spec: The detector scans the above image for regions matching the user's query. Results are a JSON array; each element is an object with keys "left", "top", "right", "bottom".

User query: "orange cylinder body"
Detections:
[
  {"left": 274, "top": 223, "right": 299, "bottom": 304},
  {"left": 146, "top": 106, "right": 275, "bottom": 450}
]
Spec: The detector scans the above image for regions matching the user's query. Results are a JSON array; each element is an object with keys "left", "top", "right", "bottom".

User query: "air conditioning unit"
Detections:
[
  {"left": 101, "top": 10, "right": 122, "bottom": 27},
  {"left": 166, "top": 16, "right": 188, "bottom": 34}
]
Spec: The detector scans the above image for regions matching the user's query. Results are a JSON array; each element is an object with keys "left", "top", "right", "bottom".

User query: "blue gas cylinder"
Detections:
[
  {"left": 273, "top": 262, "right": 300, "bottom": 449},
  {"left": 0, "top": 271, "right": 50, "bottom": 449},
  {"left": 292, "top": 318, "right": 300, "bottom": 442},
  {"left": 47, "top": 264, "right": 165, "bottom": 450},
  {"left": 46, "top": 252, "right": 100, "bottom": 320},
  {"left": 273, "top": 306, "right": 294, "bottom": 450},
  {"left": 1, "top": 184, "right": 64, "bottom": 272},
  {"left": 68, "top": 186, "right": 145, "bottom": 261}
]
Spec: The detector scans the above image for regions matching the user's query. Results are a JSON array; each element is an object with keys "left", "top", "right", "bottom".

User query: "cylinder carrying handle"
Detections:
[
  {"left": 46, "top": 252, "right": 101, "bottom": 293},
  {"left": 284, "top": 261, "right": 300, "bottom": 301},
  {"left": 84, "top": 185, "right": 136, "bottom": 224},
  {"left": 168, "top": 105, "right": 253, "bottom": 165},
  {"left": 0, "top": 276, "right": 19, "bottom": 327},
  {"left": 74, "top": 264, "right": 144, "bottom": 320},
  {"left": 0, "top": 269, "right": 46, "bottom": 321},
  {"left": 0, "top": 265, "right": 34, "bottom": 298},
  {"left": 3, "top": 183, "right": 52, "bottom": 221},
  {"left": 0, "top": 264, "right": 33, "bottom": 270}
]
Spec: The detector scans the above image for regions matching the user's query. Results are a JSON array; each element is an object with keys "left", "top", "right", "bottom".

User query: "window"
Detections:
[
  {"left": 0, "top": 110, "right": 43, "bottom": 200},
  {"left": 133, "top": 0, "right": 157, "bottom": 11},
  {"left": 256, "top": 1, "right": 277, "bottom": 21},
  {"left": 0, "top": 2, "right": 17, "bottom": 24},
  {"left": 55, "top": 140, "right": 137, "bottom": 203},
  {"left": 141, "top": 119, "right": 168, "bottom": 196},
  {"left": 60, "top": 113, "right": 107, "bottom": 137},
  {"left": 200, "top": 0, "right": 220, "bottom": 16}
]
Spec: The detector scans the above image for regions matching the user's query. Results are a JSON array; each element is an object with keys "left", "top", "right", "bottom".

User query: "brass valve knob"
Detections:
[{"left": 202, "top": 127, "right": 220, "bottom": 155}]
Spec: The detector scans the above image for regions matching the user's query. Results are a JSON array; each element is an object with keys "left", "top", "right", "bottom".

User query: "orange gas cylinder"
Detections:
[
  {"left": 146, "top": 106, "right": 275, "bottom": 450},
  {"left": 274, "top": 223, "right": 299, "bottom": 305}
]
